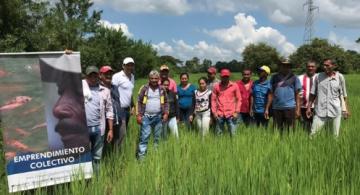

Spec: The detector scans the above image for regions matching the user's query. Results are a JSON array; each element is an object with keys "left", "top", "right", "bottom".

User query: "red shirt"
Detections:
[
  {"left": 236, "top": 80, "right": 253, "bottom": 113},
  {"left": 211, "top": 81, "right": 241, "bottom": 118}
]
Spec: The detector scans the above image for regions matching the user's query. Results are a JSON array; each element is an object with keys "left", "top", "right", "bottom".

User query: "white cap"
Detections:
[{"left": 123, "top": 57, "right": 135, "bottom": 65}]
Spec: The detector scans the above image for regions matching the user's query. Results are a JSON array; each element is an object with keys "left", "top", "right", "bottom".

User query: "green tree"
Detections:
[
  {"left": 289, "top": 38, "right": 350, "bottom": 73},
  {"left": 242, "top": 43, "right": 280, "bottom": 72},
  {"left": 185, "top": 57, "right": 201, "bottom": 73}
]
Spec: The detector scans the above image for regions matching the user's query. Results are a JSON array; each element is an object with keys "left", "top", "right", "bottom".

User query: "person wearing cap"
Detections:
[
  {"left": 112, "top": 57, "right": 135, "bottom": 137},
  {"left": 83, "top": 66, "right": 114, "bottom": 174},
  {"left": 265, "top": 59, "right": 301, "bottom": 133},
  {"left": 306, "top": 59, "right": 350, "bottom": 137},
  {"left": 211, "top": 69, "right": 241, "bottom": 136},
  {"left": 136, "top": 70, "right": 169, "bottom": 159},
  {"left": 159, "top": 64, "right": 177, "bottom": 93},
  {"left": 99, "top": 66, "right": 127, "bottom": 150},
  {"left": 236, "top": 68, "right": 253, "bottom": 127},
  {"left": 206, "top": 67, "right": 220, "bottom": 91},
  {"left": 249, "top": 66, "right": 271, "bottom": 128},
  {"left": 297, "top": 60, "right": 318, "bottom": 133}
]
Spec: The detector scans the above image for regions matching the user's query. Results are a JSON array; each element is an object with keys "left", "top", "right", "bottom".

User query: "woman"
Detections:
[
  {"left": 191, "top": 77, "right": 212, "bottom": 136},
  {"left": 162, "top": 79, "right": 179, "bottom": 138},
  {"left": 177, "top": 73, "right": 196, "bottom": 129}
]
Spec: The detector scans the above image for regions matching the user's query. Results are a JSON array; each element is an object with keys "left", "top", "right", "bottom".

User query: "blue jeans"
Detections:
[
  {"left": 88, "top": 125, "right": 104, "bottom": 174},
  {"left": 137, "top": 114, "right": 163, "bottom": 158},
  {"left": 216, "top": 117, "right": 237, "bottom": 136}
]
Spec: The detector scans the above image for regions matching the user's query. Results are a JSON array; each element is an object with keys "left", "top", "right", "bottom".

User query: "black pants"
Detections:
[
  {"left": 273, "top": 109, "right": 296, "bottom": 133},
  {"left": 300, "top": 108, "right": 313, "bottom": 133},
  {"left": 254, "top": 113, "right": 269, "bottom": 128}
]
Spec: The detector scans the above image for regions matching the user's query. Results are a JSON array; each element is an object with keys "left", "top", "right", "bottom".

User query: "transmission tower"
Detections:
[{"left": 303, "top": 0, "right": 319, "bottom": 44}]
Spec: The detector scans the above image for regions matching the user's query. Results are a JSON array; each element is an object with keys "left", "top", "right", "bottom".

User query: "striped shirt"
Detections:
[{"left": 298, "top": 73, "right": 317, "bottom": 108}]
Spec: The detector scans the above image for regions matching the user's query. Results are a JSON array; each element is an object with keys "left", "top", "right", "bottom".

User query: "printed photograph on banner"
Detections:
[{"left": 0, "top": 53, "right": 92, "bottom": 193}]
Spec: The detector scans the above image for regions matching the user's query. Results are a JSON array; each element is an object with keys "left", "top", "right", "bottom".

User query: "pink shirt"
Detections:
[
  {"left": 160, "top": 77, "right": 177, "bottom": 93},
  {"left": 236, "top": 80, "right": 253, "bottom": 113},
  {"left": 211, "top": 82, "right": 241, "bottom": 118}
]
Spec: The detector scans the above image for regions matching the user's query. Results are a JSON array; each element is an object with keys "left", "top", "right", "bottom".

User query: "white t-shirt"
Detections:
[
  {"left": 145, "top": 88, "right": 161, "bottom": 115},
  {"left": 112, "top": 70, "right": 134, "bottom": 108}
]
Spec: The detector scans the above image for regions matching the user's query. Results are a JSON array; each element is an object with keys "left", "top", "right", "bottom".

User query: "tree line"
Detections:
[{"left": 1, "top": 0, "right": 359, "bottom": 77}]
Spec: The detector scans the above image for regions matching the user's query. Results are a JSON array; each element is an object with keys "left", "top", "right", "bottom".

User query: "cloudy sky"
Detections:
[{"left": 93, "top": 0, "right": 360, "bottom": 62}]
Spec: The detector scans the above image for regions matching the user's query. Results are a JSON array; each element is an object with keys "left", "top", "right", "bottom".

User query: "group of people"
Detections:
[{"left": 81, "top": 56, "right": 350, "bottom": 170}]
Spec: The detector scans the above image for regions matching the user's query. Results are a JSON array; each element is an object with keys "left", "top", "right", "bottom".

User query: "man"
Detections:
[
  {"left": 236, "top": 69, "right": 253, "bottom": 126},
  {"left": 83, "top": 66, "right": 113, "bottom": 174},
  {"left": 211, "top": 69, "right": 241, "bottom": 136},
  {"left": 250, "top": 66, "right": 271, "bottom": 128},
  {"left": 112, "top": 57, "right": 135, "bottom": 143},
  {"left": 265, "top": 59, "right": 301, "bottom": 133},
  {"left": 136, "top": 70, "right": 169, "bottom": 159},
  {"left": 298, "top": 61, "right": 317, "bottom": 132},
  {"left": 306, "top": 59, "right": 350, "bottom": 137},
  {"left": 206, "top": 67, "right": 220, "bottom": 91},
  {"left": 99, "top": 66, "right": 127, "bottom": 149},
  {"left": 159, "top": 64, "right": 177, "bottom": 93}
]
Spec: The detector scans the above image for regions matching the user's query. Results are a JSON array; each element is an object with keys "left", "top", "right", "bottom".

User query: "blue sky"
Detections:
[{"left": 93, "top": 0, "right": 360, "bottom": 62}]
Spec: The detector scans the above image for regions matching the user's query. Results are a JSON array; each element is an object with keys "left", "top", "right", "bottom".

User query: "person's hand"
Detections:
[
  {"left": 296, "top": 109, "right": 301, "bottom": 119},
  {"left": 163, "top": 114, "right": 169, "bottom": 122},
  {"left": 306, "top": 108, "right": 312, "bottom": 119},
  {"left": 176, "top": 117, "right": 179, "bottom": 123},
  {"left": 343, "top": 111, "right": 350, "bottom": 119},
  {"left": 264, "top": 110, "right": 269, "bottom": 120},
  {"left": 136, "top": 115, "right": 142, "bottom": 125},
  {"left": 233, "top": 112, "right": 238, "bottom": 119},
  {"left": 189, "top": 115, "right": 194, "bottom": 122},
  {"left": 249, "top": 109, "right": 254, "bottom": 117},
  {"left": 106, "top": 130, "right": 113, "bottom": 143},
  {"left": 64, "top": 49, "right": 73, "bottom": 54},
  {"left": 130, "top": 107, "right": 135, "bottom": 116}
]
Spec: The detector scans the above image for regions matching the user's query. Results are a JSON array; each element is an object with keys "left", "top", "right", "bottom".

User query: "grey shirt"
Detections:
[
  {"left": 311, "top": 72, "right": 347, "bottom": 118},
  {"left": 85, "top": 86, "right": 101, "bottom": 126},
  {"left": 145, "top": 87, "right": 161, "bottom": 115}
]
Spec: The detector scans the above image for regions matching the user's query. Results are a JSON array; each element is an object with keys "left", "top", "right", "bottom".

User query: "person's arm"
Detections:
[
  {"left": 340, "top": 74, "right": 350, "bottom": 118},
  {"left": 211, "top": 85, "right": 218, "bottom": 119},
  {"left": 162, "top": 88, "right": 169, "bottom": 122},
  {"left": 136, "top": 86, "right": 145, "bottom": 125},
  {"left": 105, "top": 90, "right": 114, "bottom": 143},
  {"left": 189, "top": 90, "right": 196, "bottom": 122},
  {"left": 250, "top": 95, "right": 254, "bottom": 117},
  {"left": 234, "top": 86, "right": 241, "bottom": 118},
  {"left": 295, "top": 90, "right": 301, "bottom": 119},
  {"left": 264, "top": 92, "right": 273, "bottom": 119}
]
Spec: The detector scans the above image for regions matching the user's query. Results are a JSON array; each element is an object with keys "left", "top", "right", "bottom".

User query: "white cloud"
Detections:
[
  {"left": 153, "top": 13, "right": 296, "bottom": 62},
  {"left": 207, "top": 13, "right": 296, "bottom": 56},
  {"left": 328, "top": 32, "right": 360, "bottom": 52},
  {"left": 99, "top": 20, "right": 133, "bottom": 37},
  {"left": 269, "top": 9, "right": 293, "bottom": 24},
  {"left": 94, "top": 0, "right": 190, "bottom": 15},
  {"left": 153, "top": 40, "right": 234, "bottom": 62}
]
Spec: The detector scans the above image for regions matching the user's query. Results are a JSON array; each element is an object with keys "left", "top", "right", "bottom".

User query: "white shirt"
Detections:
[
  {"left": 112, "top": 70, "right": 134, "bottom": 108},
  {"left": 145, "top": 88, "right": 161, "bottom": 114}
]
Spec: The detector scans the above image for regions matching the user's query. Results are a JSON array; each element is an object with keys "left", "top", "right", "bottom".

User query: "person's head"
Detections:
[
  {"left": 323, "top": 58, "right": 336, "bottom": 74},
  {"left": 148, "top": 70, "right": 160, "bottom": 87},
  {"left": 161, "top": 78, "right": 170, "bottom": 91},
  {"left": 207, "top": 67, "right": 217, "bottom": 81},
  {"left": 160, "top": 64, "right": 170, "bottom": 80},
  {"left": 220, "top": 69, "right": 231, "bottom": 84},
  {"left": 258, "top": 65, "right": 271, "bottom": 79},
  {"left": 306, "top": 60, "right": 317, "bottom": 76},
  {"left": 198, "top": 77, "right": 208, "bottom": 91},
  {"left": 279, "top": 59, "right": 292, "bottom": 74},
  {"left": 99, "top": 65, "right": 114, "bottom": 87},
  {"left": 242, "top": 69, "right": 252, "bottom": 82},
  {"left": 85, "top": 66, "right": 99, "bottom": 87},
  {"left": 180, "top": 72, "right": 189, "bottom": 86},
  {"left": 52, "top": 73, "right": 88, "bottom": 149},
  {"left": 122, "top": 57, "right": 135, "bottom": 75}
]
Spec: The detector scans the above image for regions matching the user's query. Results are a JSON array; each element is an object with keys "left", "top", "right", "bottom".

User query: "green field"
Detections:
[{"left": 1, "top": 73, "right": 360, "bottom": 194}]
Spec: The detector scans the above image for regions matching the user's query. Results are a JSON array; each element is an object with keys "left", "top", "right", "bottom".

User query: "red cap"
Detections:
[
  {"left": 207, "top": 67, "right": 217, "bottom": 74},
  {"left": 220, "top": 69, "right": 231, "bottom": 77},
  {"left": 99, "top": 66, "right": 113, "bottom": 73}
]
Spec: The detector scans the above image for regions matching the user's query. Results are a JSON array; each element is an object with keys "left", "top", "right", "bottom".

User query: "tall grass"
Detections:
[{"left": 1, "top": 74, "right": 360, "bottom": 194}]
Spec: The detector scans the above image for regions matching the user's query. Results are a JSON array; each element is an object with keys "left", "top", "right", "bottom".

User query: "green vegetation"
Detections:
[{"left": 1, "top": 74, "right": 360, "bottom": 194}]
